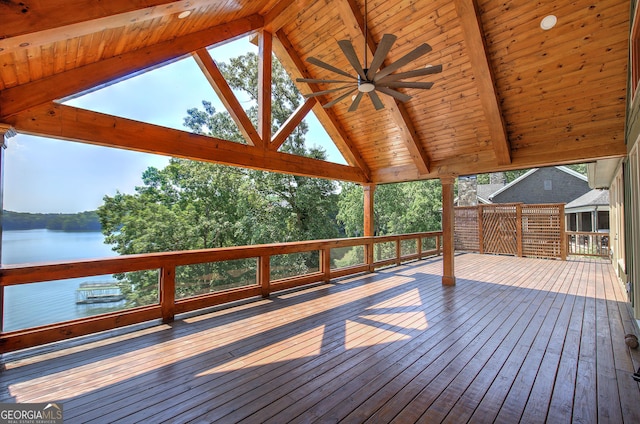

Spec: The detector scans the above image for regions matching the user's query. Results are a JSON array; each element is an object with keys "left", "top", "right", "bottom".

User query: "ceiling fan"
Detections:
[{"left": 296, "top": 0, "right": 442, "bottom": 112}]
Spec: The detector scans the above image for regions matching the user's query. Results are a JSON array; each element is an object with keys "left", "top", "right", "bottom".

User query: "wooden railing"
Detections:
[
  {"left": 0, "top": 232, "right": 441, "bottom": 353},
  {"left": 566, "top": 232, "right": 610, "bottom": 258}
]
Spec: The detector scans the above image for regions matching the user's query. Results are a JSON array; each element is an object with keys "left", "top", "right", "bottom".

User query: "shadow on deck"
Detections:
[{"left": 2, "top": 253, "right": 640, "bottom": 423}]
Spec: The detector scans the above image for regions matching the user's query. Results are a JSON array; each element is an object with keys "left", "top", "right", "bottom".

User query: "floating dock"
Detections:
[{"left": 76, "top": 282, "right": 125, "bottom": 304}]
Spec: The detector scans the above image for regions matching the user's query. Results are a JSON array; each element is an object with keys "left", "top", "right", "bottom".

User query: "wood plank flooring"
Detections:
[{"left": 2, "top": 253, "right": 640, "bottom": 423}]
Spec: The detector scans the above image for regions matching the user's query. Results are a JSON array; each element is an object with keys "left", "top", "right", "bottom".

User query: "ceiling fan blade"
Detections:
[
  {"left": 307, "top": 57, "right": 357, "bottom": 80},
  {"left": 296, "top": 78, "right": 354, "bottom": 84},
  {"left": 323, "top": 88, "right": 358, "bottom": 109},
  {"left": 377, "top": 81, "right": 434, "bottom": 89},
  {"left": 338, "top": 40, "right": 367, "bottom": 80},
  {"left": 348, "top": 92, "right": 365, "bottom": 112},
  {"left": 374, "top": 43, "right": 433, "bottom": 81},
  {"left": 376, "top": 86, "right": 412, "bottom": 102},
  {"left": 366, "top": 34, "right": 397, "bottom": 80},
  {"left": 303, "top": 85, "right": 353, "bottom": 98},
  {"left": 376, "top": 64, "right": 443, "bottom": 83},
  {"left": 368, "top": 90, "right": 385, "bottom": 110}
]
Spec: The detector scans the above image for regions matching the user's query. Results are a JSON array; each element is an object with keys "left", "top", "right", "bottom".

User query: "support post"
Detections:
[
  {"left": 440, "top": 175, "right": 456, "bottom": 286},
  {"left": 0, "top": 125, "right": 16, "bottom": 341},
  {"left": 516, "top": 203, "right": 523, "bottom": 257},
  {"left": 364, "top": 183, "right": 375, "bottom": 270},
  {"left": 258, "top": 30, "right": 273, "bottom": 145}
]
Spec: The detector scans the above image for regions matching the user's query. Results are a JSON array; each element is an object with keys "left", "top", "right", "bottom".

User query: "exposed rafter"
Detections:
[
  {"left": 262, "top": 0, "right": 314, "bottom": 33},
  {"left": 338, "top": 0, "right": 432, "bottom": 175},
  {"left": 274, "top": 30, "right": 372, "bottom": 182},
  {"left": 7, "top": 103, "right": 368, "bottom": 183},
  {"left": 453, "top": 0, "right": 511, "bottom": 166},
  {"left": 0, "top": 15, "right": 264, "bottom": 119},
  {"left": 271, "top": 97, "right": 317, "bottom": 151},
  {"left": 0, "top": 0, "right": 212, "bottom": 55},
  {"left": 193, "top": 49, "right": 263, "bottom": 148}
]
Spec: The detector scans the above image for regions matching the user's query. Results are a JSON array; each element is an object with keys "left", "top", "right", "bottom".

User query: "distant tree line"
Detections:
[{"left": 2, "top": 210, "right": 101, "bottom": 231}]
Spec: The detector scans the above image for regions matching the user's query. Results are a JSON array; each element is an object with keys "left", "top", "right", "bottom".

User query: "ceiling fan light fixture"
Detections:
[{"left": 359, "top": 82, "right": 375, "bottom": 93}]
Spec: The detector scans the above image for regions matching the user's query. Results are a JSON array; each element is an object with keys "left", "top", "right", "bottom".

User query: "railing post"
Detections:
[
  {"left": 396, "top": 238, "right": 401, "bottom": 266},
  {"left": 366, "top": 239, "right": 374, "bottom": 272},
  {"left": 417, "top": 236, "right": 423, "bottom": 260},
  {"left": 560, "top": 204, "right": 567, "bottom": 260},
  {"left": 516, "top": 204, "right": 523, "bottom": 257},
  {"left": 259, "top": 255, "right": 270, "bottom": 298},
  {"left": 436, "top": 234, "right": 441, "bottom": 256},
  {"left": 160, "top": 264, "right": 176, "bottom": 323},
  {"left": 478, "top": 205, "right": 484, "bottom": 254},
  {"left": 321, "top": 247, "right": 331, "bottom": 282}
]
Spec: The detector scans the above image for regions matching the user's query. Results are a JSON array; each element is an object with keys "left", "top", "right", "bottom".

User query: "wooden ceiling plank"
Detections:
[
  {"left": 0, "top": 14, "right": 264, "bottom": 119},
  {"left": 274, "top": 29, "right": 372, "bottom": 182},
  {"left": 7, "top": 103, "right": 367, "bottom": 183},
  {"left": 262, "top": 0, "right": 315, "bottom": 33},
  {"left": 271, "top": 97, "right": 317, "bottom": 151},
  {"left": 454, "top": 0, "right": 511, "bottom": 166},
  {"left": 192, "top": 48, "right": 263, "bottom": 148},
  {"left": 258, "top": 31, "right": 273, "bottom": 144},
  {"left": 0, "top": 0, "right": 217, "bottom": 55},
  {"left": 339, "top": 0, "right": 431, "bottom": 175}
]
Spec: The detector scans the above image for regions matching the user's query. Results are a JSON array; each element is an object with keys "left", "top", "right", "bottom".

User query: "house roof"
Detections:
[
  {"left": 0, "top": 1, "right": 630, "bottom": 184},
  {"left": 488, "top": 166, "right": 587, "bottom": 200},
  {"left": 565, "top": 189, "right": 610, "bottom": 212}
]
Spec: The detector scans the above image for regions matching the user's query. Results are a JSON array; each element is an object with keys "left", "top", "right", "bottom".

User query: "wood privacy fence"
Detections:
[{"left": 454, "top": 203, "right": 566, "bottom": 260}]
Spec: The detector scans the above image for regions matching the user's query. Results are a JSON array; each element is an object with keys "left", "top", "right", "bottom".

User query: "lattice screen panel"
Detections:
[
  {"left": 482, "top": 204, "right": 518, "bottom": 256},
  {"left": 521, "top": 205, "right": 563, "bottom": 259},
  {"left": 454, "top": 206, "right": 480, "bottom": 251}
]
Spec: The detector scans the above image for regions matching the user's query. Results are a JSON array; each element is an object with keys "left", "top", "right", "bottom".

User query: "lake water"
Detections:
[{"left": 2, "top": 229, "right": 121, "bottom": 332}]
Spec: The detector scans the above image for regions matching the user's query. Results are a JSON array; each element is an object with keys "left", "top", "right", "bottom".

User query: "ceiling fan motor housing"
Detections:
[{"left": 358, "top": 71, "right": 375, "bottom": 93}]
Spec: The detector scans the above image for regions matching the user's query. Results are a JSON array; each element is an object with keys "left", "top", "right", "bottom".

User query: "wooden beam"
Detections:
[
  {"left": 440, "top": 175, "right": 456, "bottom": 286},
  {"left": 192, "top": 49, "right": 263, "bottom": 148},
  {"left": 454, "top": 0, "right": 511, "bottom": 166},
  {"left": 340, "top": 0, "right": 431, "bottom": 175},
  {"left": 0, "top": 0, "right": 214, "bottom": 55},
  {"left": 274, "top": 30, "right": 372, "bottom": 182},
  {"left": 271, "top": 97, "right": 317, "bottom": 151},
  {"left": 0, "top": 14, "right": 264, "bottom": 119},
  {"left": 7, "top": 103, "right": 368, "bottom": 183},
  {"left": 262, "top": 0, "right": 314, "bottom": 33},
  {"left": 258, "top": 31, "right": 273, "bottom": 144}
]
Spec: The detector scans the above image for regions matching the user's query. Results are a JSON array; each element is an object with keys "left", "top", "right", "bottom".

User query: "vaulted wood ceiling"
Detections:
[{"left": 0, "top": 0, "right": 630, "bottom": 184}]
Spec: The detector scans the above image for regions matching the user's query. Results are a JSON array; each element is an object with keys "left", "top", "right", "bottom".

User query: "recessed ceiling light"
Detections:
[
  {"left": 540, "top": 15, "right": 557, "bottom": 30},
  {"left": 178, "top": 10, "right": 192, "bottom": 19}
]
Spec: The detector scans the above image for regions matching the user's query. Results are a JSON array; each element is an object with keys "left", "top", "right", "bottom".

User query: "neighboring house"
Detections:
[
  {"left": 457, "top": 166, "right": 590, "bottom": 206},
  {"left": 489, "top": 166, "right": 590, "bottom": 204},
  {"left": 565, "top": 189, "right": 610, "bottom": 232}
]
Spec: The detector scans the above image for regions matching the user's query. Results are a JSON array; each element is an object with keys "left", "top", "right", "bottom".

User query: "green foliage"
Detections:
[
  {"left": 337, "top": 180, "right": 442, "bottom": 237},
  {"left": 98, "top": 53, "right": 340, "bottom": 305},
  {"left": 2, "top": 210, "right": 101, "bottom": 231}
]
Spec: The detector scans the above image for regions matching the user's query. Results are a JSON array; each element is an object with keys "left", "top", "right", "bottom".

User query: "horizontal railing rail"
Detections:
[
  {"left": 566, "top": 231, "right": 610, "bottom": 258},
  {"left": 0, "top": 232, "right": 442, "bottom": 353}
]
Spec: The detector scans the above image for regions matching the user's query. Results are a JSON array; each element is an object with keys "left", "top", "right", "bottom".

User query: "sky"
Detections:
[{"left": 3, "top": 37, "right": 344, "bottom": 214}]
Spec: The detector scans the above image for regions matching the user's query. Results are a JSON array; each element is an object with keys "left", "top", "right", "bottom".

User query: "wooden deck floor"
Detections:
[{"left": 2, "top": 254, "right": 640, "bottom": 423}]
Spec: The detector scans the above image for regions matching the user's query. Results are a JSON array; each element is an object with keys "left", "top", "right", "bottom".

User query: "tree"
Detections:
[
  {"left": 98, "top": 53, "right": 341, "bottom": 305},
  {"left": 335, "top": 180, "right": 442, "bottom": 266}
]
